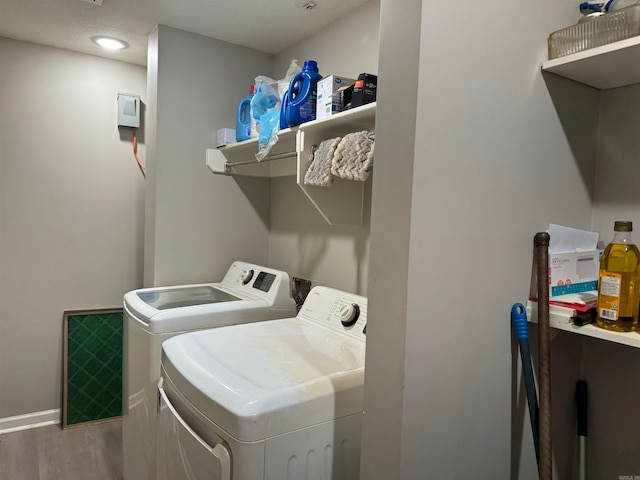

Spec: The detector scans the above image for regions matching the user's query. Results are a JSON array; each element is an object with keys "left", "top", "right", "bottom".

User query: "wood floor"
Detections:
[{"left": 0, "top": 419, "right": 122, "bottom": 480}]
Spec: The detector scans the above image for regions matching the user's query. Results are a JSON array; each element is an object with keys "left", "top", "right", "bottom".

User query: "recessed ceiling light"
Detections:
[{"left": 92, "top": 36, "right": 128, "bottom": 50}]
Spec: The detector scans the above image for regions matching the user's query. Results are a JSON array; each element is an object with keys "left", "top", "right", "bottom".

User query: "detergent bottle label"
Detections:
[{"left": 298, "top": 90, "right": 317, "bottom": 122}]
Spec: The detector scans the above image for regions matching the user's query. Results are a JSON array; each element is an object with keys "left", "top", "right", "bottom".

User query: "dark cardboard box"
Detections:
[{"left": 349, "top": 73, "right": 377, "bottom": 108}]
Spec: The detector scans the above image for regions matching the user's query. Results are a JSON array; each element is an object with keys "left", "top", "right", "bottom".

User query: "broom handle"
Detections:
[{"left": 535, "top": 232, "right": 552, "bottom": 480}]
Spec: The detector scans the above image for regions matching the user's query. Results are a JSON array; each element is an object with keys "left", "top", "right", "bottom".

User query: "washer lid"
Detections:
[
  {"left": 122, "top": 261, "right": 296, "bottom": 334},
  {"left": 161, "top": 317, "right": 366, "bottom": 442},
  {"left": 124, "top": 283, "right": 271, "bottom": 334},
  {"left": 136, "top": 285, "right": 240, "bottom": 310}
]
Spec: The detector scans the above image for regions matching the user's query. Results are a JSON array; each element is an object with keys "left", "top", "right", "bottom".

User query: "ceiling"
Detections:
[{"left": 0, "top": 0, "right": 369, "bottom": 66}]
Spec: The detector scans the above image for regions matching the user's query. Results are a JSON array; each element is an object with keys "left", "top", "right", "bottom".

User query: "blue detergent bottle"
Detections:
[
  {"left": 285, "top": 60, "right": 322, "bottom": 127},
  {"left": 236, "top": 85, "right": 255, "bottom": 142}
]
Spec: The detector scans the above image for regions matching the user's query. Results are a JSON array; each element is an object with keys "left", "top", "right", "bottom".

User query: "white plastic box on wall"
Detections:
[{"left": 117, "top": 93, "right": 141, "bottom": 128}]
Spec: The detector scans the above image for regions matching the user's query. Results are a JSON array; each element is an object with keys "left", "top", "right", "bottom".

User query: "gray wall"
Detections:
[
  {"left": 363, "top": 0, "right": 602, "bottom": 478},
  {"left": 593, "top": 84, "right": 640, "bottom": 233},
  {"left": 269, "top": 0, "right": 379, "bottom": 295},
  {"left": 144, "top": 26, "right": 274, "bottom": 287},
  {"left": 3, "top": 1, "right": 638, "bottom": 477},
  {"left": 360, "top": 2, "right": 420, "bottom": 478},
  {"left": 0, "top": 37, "right": 146, "bottom": 420},
  {"left": 587, "top": 84, "right": 640, "bottom": 477}
]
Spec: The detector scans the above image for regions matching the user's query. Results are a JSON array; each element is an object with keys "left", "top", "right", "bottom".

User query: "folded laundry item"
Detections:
[
  {"left": 331, "top": 130, "right": 375, "bottom": 181},
  {"left": 304, "top": 136, "right": 342, "bottom": 187}
]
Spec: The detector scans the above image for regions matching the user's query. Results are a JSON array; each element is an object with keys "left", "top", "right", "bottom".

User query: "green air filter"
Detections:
[{"left": 63, "top": 309, "right": 123, "bottom": 428}]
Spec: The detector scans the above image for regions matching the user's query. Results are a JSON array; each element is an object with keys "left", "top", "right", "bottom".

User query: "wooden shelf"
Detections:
[{"left": 543, "top": 36, "right": 640, "bottom": 90}]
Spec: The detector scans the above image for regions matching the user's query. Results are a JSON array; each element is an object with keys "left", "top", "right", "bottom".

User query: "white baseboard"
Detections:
[{"left": 0, "top": 409, "right": 60, "bottom": 434}]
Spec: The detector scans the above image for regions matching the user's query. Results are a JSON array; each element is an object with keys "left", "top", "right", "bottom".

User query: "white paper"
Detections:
[{"left": 548, "top": 224, "right": 599, "bottom": 254}]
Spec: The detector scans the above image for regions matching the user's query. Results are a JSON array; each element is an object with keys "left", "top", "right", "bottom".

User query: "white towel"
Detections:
[
  {"left": 331, "top": 130, "right": 375, "bottom": 181},
  {"left": 304, "top": 136, "right": 342, "bottom": 187}
]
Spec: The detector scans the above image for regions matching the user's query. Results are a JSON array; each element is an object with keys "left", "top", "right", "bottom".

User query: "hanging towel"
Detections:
[
  {"left": 331, "top": 130, "right": 375, "bottom": 181},
  {"left": 304, "top": 136, "right": 342, "bottom": 186}
]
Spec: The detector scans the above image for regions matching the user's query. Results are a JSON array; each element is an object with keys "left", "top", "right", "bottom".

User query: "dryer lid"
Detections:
[{"left": 161, "top": 317, "right": 366, "bottom": 442}]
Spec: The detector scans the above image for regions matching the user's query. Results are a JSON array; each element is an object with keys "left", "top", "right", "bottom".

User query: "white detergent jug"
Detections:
[{"left": 606, "top": 0, "right": 640, "bottom": 11}]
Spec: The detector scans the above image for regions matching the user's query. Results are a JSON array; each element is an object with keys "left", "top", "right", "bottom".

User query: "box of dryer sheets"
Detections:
[
  {"left": 530, "top": 225, "right": 601, "bottom": 299},
  {"left": 546, "top": 224, "right": 601, "bottom": 298},
  {"left": 549, "top": 250, "right": 600, "bottom": 297},
  {"left": 316, "top": 75, "right": 356, "bottom": 120}
]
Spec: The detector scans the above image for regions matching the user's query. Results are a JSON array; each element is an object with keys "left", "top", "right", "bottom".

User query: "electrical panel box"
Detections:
[{"left": 117, "top": 93, "right": 140, "bottom": 128}]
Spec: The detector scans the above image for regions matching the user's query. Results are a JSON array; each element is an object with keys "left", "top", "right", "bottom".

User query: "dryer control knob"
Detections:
[
  {"left": 240, "top": 269, "right": 254, "bottom": 284},
  {"left": 339, "top": 303, "right": 360, "bottom": 327}
]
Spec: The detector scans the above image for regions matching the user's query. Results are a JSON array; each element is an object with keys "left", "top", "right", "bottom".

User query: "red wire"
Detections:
[{"left": 133, "top": 128, "right": 146, "bottom": 176}]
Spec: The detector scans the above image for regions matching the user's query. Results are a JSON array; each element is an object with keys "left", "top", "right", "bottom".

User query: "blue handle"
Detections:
[
  {"left": 580, "top": 1, "right": 603, "bottom": 12},
  {"left": 511, "top": 303, "right": 529, "bottom": 339},
  {"left": 512, "top": 301, "right": 540, "bottom": 467},
  {"left": 288, "top": 73, "right": 313, "bottom": 109}
]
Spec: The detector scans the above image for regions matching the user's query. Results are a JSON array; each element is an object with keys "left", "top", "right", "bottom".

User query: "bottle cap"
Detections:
[
  {"left": 614, "top": 221, "right": 633, "bottom": 232},
  {"left": 303, "top": 60, "right": 318, "bottom": 71}
]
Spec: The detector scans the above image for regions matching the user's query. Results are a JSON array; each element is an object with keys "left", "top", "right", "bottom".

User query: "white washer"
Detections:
[
  {"left": 156, "top": 285, "right": 367, "bottom": 480},
  {"left": 122, "top": 261, "right": 294, "bottom": 480}
]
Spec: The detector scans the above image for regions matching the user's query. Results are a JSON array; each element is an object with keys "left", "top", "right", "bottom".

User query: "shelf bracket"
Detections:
[
  {"left": 226, "top": 150, "right": 297, "bottom": 168},
  {"left": 206, "top": 148, "right": 299, "bottom": 177}
]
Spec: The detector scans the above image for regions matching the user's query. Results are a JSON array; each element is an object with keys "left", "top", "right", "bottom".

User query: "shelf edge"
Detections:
[{"left": 526, "top": 304, "right": 640, "bottom": 349}]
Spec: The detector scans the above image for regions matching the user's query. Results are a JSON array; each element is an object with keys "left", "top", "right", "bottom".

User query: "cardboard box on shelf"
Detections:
[
  {"left": 349, "top": 73, "right": 377, "bottom": 108},
  {"left": 316, "top": 75, "right": 356, "bottom": 120},
  {"left": 549, "top": 250, "right": 601, "bottom": 297}
]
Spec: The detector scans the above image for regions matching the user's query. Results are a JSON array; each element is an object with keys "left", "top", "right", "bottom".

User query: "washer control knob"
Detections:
[
  {"left": 240, "top": 269, "right": 254, "bottom": 284},
  {"left": 339, "top": 303, "right": 360, "bottom": 327}
]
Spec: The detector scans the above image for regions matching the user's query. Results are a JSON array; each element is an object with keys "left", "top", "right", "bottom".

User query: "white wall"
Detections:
[
  {"left": 144, "top": 26, "right": 274, "bottom": 286},
  {"left": 0, "top": 37, "right": 146, "bottom": 419},
  {"left": 270, "top": 0, "right": 380, "bottom": 294}
]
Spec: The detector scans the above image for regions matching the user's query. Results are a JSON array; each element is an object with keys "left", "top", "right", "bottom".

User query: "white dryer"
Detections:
[
  {"left": 156, "top": 285, "right": 367, "bottom": 480},
  {"left": 122, "top": 261, "right": 295, "bottom": 480}
]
